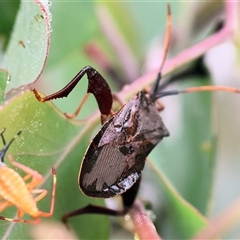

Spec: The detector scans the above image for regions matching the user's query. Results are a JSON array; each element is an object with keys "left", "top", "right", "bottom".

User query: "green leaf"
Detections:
[
  {"left": 0, "top": 69, "right": 8, "bottom": 103},
  {"left": 45, "top": 2, "right": 97, "bottom": 67},
  {"left": 0, "top": 1, "right": 20, "bottom": 50},
  {"left": 97, "top": 1, "right": 141, "bottom": 59},
  {"left": 149, "top": 77, "right": 216, "bottom": 238},
  {"left": 1, "top": 0, "right": 51, "bottom": 93},
  {"left": 0, "top": 91, "right": 109, "bottom": 240},
  {"left": 1, "top": 1, "right": 239, "bottom": 239}
]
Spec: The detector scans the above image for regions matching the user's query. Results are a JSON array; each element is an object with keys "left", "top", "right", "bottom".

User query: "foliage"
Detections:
[{"left": 0, "top": 1, "right": 239, "bottom": 239}]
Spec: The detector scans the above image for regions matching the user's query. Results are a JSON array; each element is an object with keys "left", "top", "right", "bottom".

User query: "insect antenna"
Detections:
[
  {"left": 149, "top": 3, "right": 240, "bottom": 101},
  {"left": 178, "top": 86, "right": 240, "bottom": 94},
  {"left": 153, "top": 84, "right": 240, "bottom": 100},
  {"left": 0, "top": 129, "right": 22, "bottom": 162},
  {"left": 150, "top": 3, "right": 171, "bottom": 101}
]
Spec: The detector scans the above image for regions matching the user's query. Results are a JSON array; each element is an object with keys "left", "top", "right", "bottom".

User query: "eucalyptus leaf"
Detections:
[{"left": 1, "top": 0, "right": 51, "bottom": 93}]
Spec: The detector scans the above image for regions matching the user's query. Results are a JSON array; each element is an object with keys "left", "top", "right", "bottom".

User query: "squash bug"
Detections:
[
  {"left": 0, "top": 128, "right": 57, "bottom": 224},
  {"left": 32, "top": 4, "right": 240, "bottom": 228}
]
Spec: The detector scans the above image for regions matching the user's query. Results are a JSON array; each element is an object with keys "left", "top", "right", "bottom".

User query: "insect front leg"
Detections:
[{"left": 32, "top": 66, "right": 113, "bottom": 124}]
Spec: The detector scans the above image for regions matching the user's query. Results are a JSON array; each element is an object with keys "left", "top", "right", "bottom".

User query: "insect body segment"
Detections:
[{"left": 0, "top": 129, "right": 56, "bottom": 224}]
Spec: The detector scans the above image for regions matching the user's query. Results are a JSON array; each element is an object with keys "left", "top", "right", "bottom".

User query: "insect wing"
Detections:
[{"left": 79, "top": 117, "right": 134, "bottom": 198}]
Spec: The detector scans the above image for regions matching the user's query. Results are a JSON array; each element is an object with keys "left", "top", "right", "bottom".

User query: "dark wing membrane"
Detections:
[
  {"left": 79, "top": 128, "right": 164, "bottom": 198},
  {"left": 79, "top": 116, "right": 115, "bottom": 175},
  {"left": 79, "top": 143, "right": 141, "bottom": 198}
]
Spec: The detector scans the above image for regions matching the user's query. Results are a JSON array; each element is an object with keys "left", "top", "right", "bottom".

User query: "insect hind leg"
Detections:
[
  {"left": 62, "top": 177, "right": 141, "bottom": 228},
  {"left": 0, "top": 215, "right": 41, "bottom": 224}
]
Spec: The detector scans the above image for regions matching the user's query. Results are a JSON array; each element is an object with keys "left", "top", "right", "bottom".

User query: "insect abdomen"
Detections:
[{"left": 0, "top": 167, "right": 38, "bottom": 217}]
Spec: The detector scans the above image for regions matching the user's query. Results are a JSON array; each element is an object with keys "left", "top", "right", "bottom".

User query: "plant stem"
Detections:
[{"left": 118, "top": 0, "right": 237, "bottom": 101}]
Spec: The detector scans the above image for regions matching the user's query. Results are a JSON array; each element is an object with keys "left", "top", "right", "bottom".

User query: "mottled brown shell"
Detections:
[{"left": 79, "top": 91, "right": 169, "bottom": 198}]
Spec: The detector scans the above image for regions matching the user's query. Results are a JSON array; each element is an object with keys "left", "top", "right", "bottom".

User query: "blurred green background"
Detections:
[{"left": 0, "top": 1, "right": 240, "bottom": 239}]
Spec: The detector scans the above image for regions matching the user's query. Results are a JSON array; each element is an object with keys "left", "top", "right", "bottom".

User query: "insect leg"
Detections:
[
  {"left": 0, "top": 215, "right": 41, "bottom": 224},
  {"left": 37, "top": 167, "right": 57, "bottom": 217},
  {"left": 62, "top": 204, "right": 128, "bottom": 228},
  {"left": 32, "top": 66, "right": 113, "bottom": 123},
  {"left": 31, "top": 189, "right": 48, "bottom": 202},
  {"left": 0, "top": 202, "right": 29, "bottom": 223},
  {"left": 13, "top": 167, "right": 56, "bottom": 220},
  {"left": 8, "top": 155, "right": 44, "bottom": 187},
  {"left": 62, "top": 178, "right": 141, "bottom": 227},
  {"left": 0, "top": 128, "right": 6, "bottom": 145},
  {"left": 64, "top": 92, "right": 90, "bottom": 119}
]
